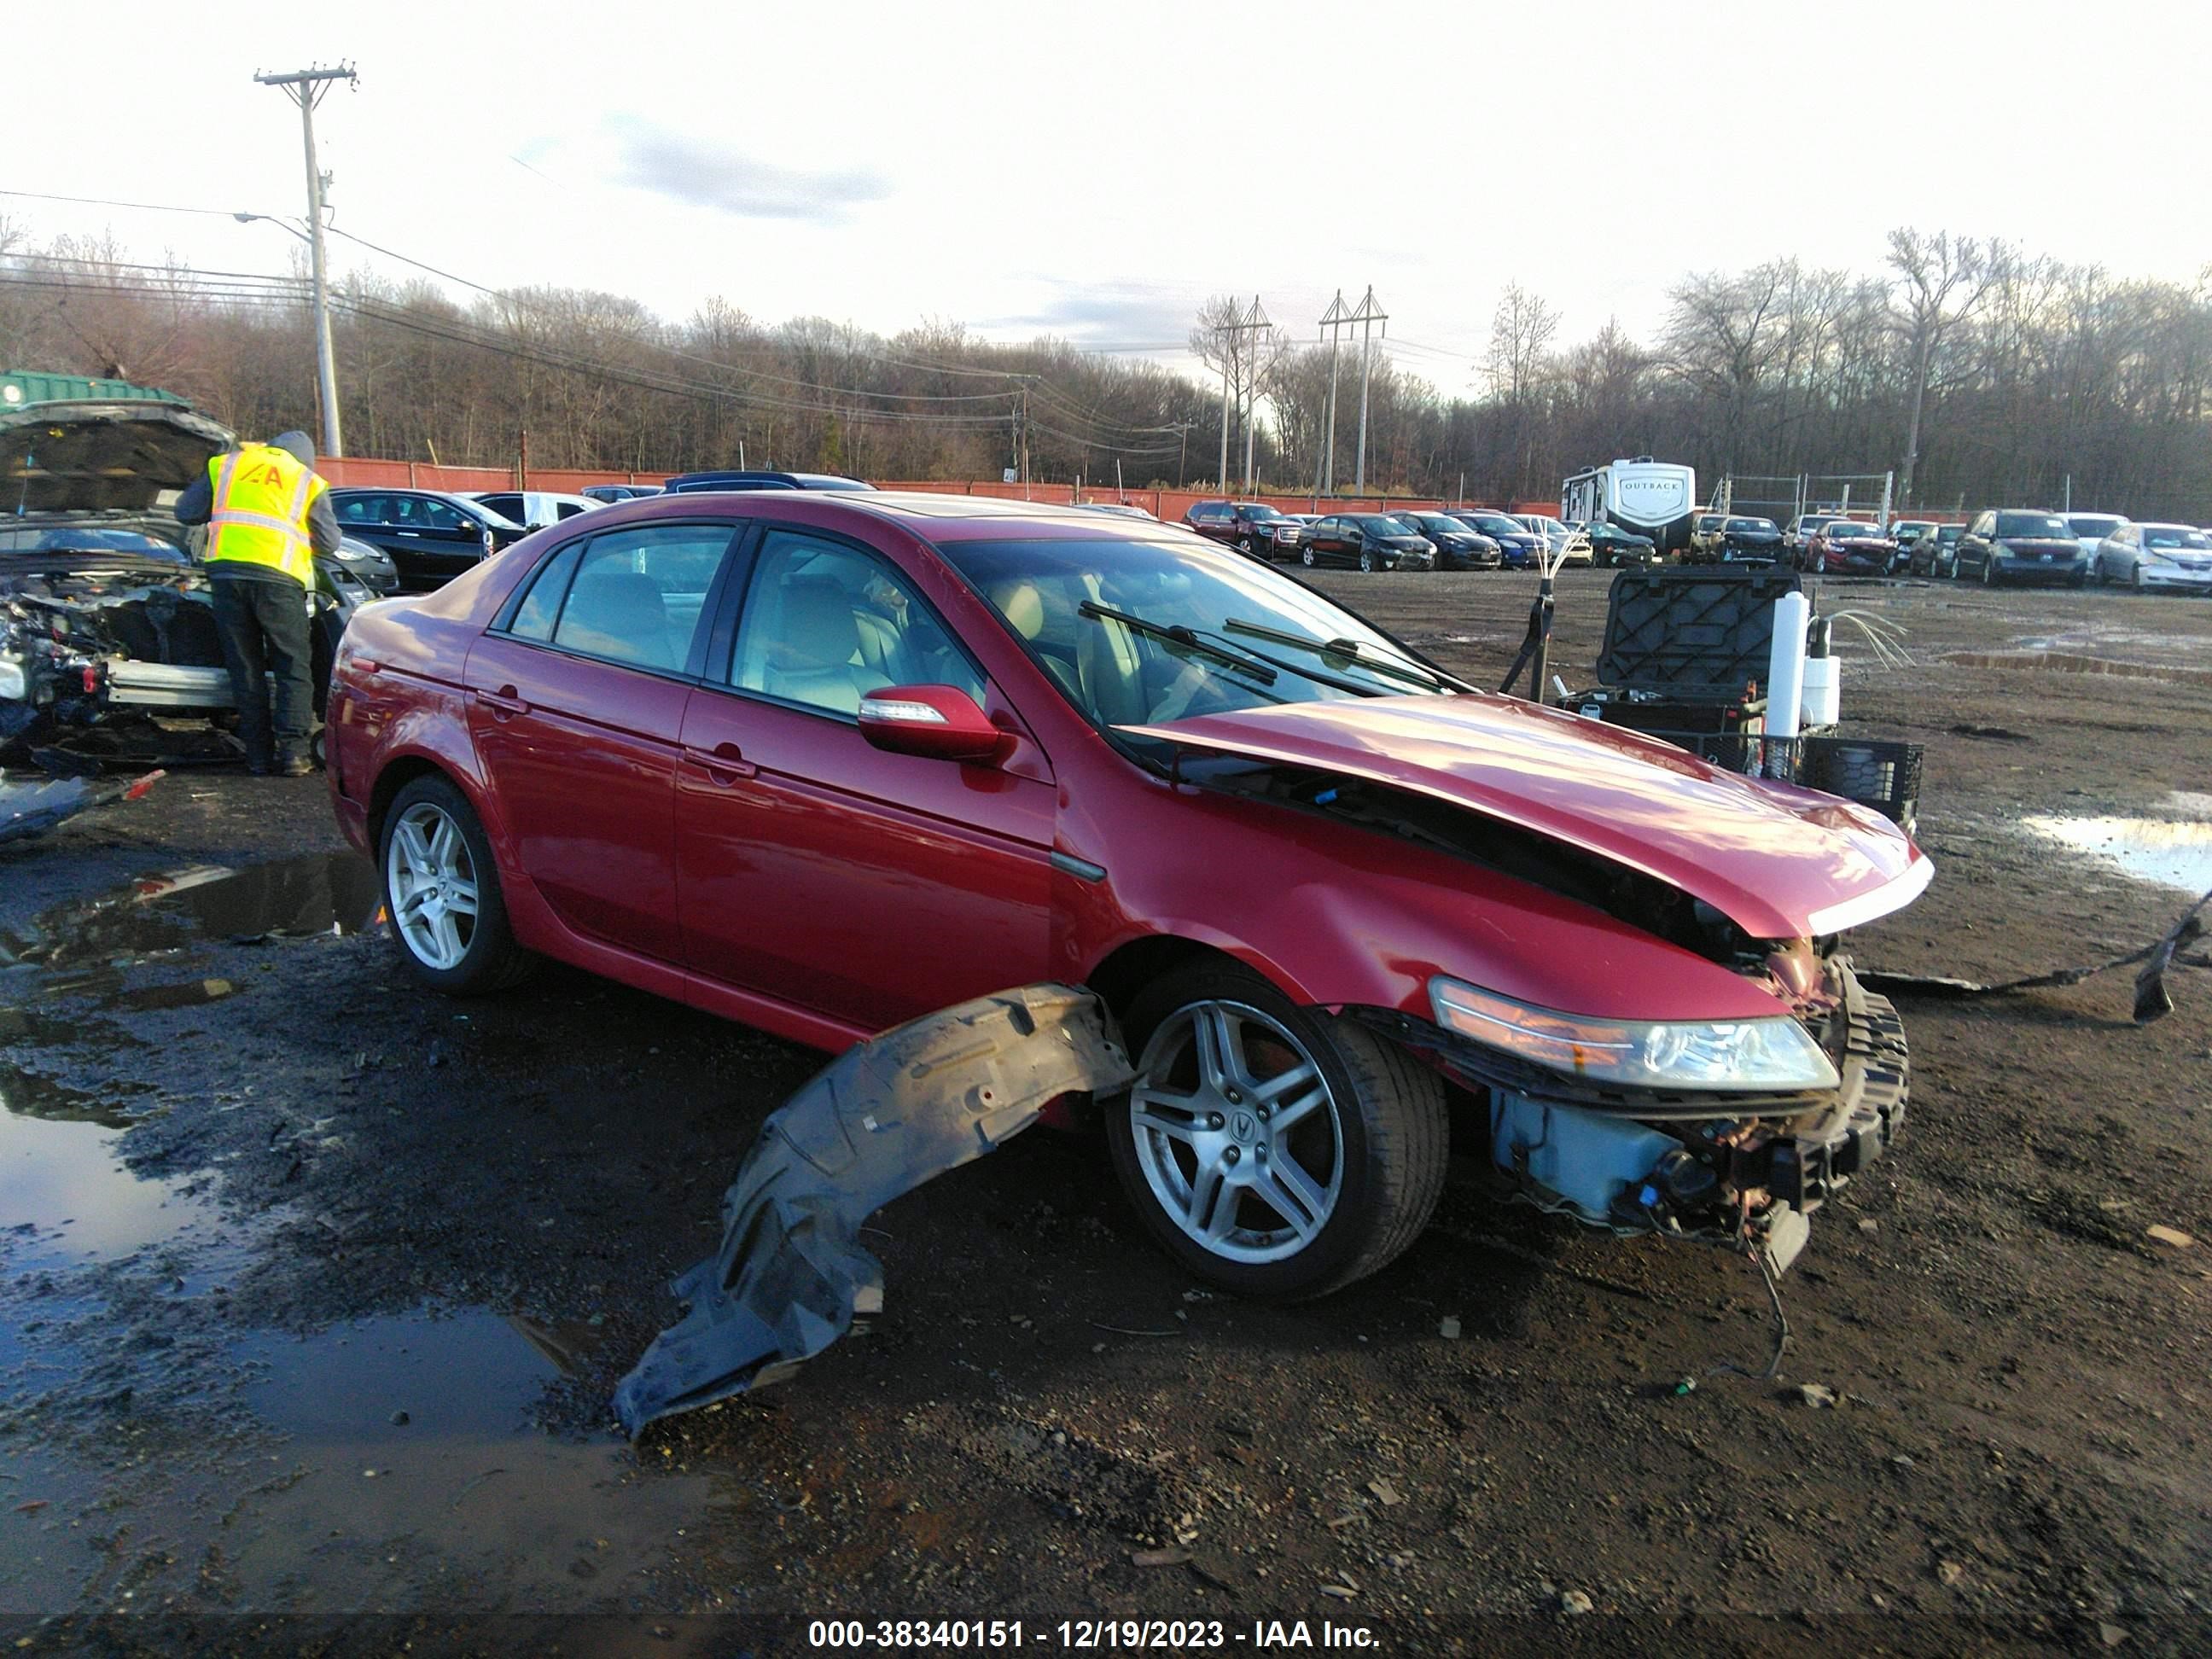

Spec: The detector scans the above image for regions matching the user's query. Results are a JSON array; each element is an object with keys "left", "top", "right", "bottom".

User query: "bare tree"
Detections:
[{"left": 1887, "top": 229, "right": 2003, "bottom": 506}]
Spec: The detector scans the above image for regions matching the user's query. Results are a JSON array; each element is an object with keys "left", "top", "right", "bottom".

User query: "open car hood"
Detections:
[
  {"left": 1119, "top": 695, "right": 1930, "bottom": 941},
  {"left": 0, "top": 399, "right": 233, "bottom": 515}
]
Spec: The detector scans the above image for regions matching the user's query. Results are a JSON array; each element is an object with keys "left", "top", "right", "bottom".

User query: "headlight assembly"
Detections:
[{"left": 1429, "top": 976, "right": 1839, "bottom": 1092}]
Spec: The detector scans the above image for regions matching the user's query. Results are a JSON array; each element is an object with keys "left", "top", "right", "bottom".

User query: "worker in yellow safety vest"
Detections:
[{"left": 174, "top": 431, "right": 341, "bottom": 776}]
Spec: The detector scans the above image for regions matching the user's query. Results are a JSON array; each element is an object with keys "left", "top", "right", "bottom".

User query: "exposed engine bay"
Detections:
[{"left": 1, "top": 400, "right": 387, "bottom": 767}]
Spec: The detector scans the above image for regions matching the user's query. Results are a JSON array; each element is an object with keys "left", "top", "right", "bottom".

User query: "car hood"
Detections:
[
  {"left": 0, "top": 399, "right": 234, "bottom": 515},
  {"left": 1119, "top": 695, "right": 1929, "bottom": 940}
]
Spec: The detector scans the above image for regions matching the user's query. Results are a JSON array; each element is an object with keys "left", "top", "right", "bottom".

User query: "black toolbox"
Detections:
[{"left": 1560, "top": 566, "right": 1807, "bottom": 768}]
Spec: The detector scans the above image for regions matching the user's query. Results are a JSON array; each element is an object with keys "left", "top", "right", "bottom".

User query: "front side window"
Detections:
[
  {"left": 1997, "top": 512, "right": 2068, "bottom": 538},
  {"left": 416, "top": 498, "right": 467, "bottom": 532},
  {"left": 730, "top": 532, "right": 981, "bottom": 717},
  {"left": 543, "top": 523, "right": 733, "bottom": 671}
]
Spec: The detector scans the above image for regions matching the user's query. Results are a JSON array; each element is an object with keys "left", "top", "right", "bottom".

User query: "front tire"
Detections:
[
  {"left": 379, "top": 774, "right": 535, "bottom": 995},
  {"left": 1237, "top": 534, "right": 1254, "bottom": 556},
  {"left": 1105, "top": 962, "right": 1448, "bottom": 1301},
  {"left": 1357, "top": 550, "right": 1375, "bottom": 573}
]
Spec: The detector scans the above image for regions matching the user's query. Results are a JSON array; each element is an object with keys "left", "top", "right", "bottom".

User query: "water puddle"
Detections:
[
  {"left": 201, "top": 1308, "right": 704, "bottom": 1615},
  {"left": 1949, "top": 650, "right": 2212, "bottom": 687},
  {"left": 0, "top": 1066, "right": 209, "bottom": 1267},
  {"left": 0, "top": 853, "right": 382, "bottom": 979},
  {"left": 2022, "top": 812, "right": 2212, "bottom": 895}
]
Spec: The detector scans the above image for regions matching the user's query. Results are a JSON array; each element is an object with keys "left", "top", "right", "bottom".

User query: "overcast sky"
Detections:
[{"left": 12, "top": 0, "right": 2209, "bottom": 395}]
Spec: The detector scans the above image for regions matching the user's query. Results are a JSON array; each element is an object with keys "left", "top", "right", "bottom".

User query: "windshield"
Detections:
[
  {"left": 1998, "top": 512, "right": 2069, "bottom": 538},
  {"left": 1726, "top": 518, "right": 1774, "bottom": 533},
  {"left": 1830, "top": 522, "right": 1881, "bottom": 538},
  {"left": 462, "top": 498, "right": 525, "bottom": 532},
  {"left": 1697, "top": 515, "right": 1724, "bottom": 531},
  {"left": 938, "top": 536, "right": 1442, "bottom": 727},
  {"left": 2145, "top": 527, "right": 2210, "bottom": 550},
  {"left": 1239, "top": 505, "right": 1282, "bottom": 521},
  {"left": 1361, "top": 515, "right": 1417, "bottom": 534},
  {"left": 1467, "top": 515, "right": 1522, "bottom": 535},
  {"left": 2066, "top": 515, "right": 2124, "bottom": 537}
]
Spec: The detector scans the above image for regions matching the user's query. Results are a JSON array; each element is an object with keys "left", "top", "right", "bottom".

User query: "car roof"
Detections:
[{"left": 594, "top": 487, "right": 1215, "bottom": 543}]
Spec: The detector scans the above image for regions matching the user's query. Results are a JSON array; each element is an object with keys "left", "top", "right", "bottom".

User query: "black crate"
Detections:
[
  {"left": 1800, "top": 736, "right": 1924, "bottom": 826},
  {"left": 1569, "top": 692, "right": 1764, "bottom": 738}
]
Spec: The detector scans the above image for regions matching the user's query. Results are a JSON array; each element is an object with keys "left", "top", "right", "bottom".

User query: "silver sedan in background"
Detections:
[{"left": 2093, "top": 522, "right": 2212, "bottom": 592}]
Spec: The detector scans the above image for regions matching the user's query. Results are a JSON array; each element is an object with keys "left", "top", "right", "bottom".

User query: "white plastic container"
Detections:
[
  {"left": 1765, "top": 591, "right": 1809, "bottom": 739},
  {"left": 1802, "top": 655, "right": 1840, "bottom": 726}
]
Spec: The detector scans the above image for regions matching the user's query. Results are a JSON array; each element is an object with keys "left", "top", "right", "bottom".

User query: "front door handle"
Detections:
[
  {"left": 475, "top": 685, "right": 530, "bottom": 719},
  {"left": 683, "top": 742, "right": 755, "bottom": 784}
]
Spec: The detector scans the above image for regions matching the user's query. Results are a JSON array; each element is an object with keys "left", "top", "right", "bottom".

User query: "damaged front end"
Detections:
[
  {"left": 1371, "top": 952, "right": 1907, "bottom": 1277},
  {"left": 615, "top": 984, "right": 1132, "bottom": 1435}
]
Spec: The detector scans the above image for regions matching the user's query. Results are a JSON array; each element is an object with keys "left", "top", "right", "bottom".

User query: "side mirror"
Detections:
[{"left": 858, "top": 684, "right": 1010, "bottom": 765}]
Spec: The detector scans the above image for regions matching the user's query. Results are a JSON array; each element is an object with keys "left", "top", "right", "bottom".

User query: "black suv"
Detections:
[
  {"left": 659, "top": 470, "right": 875, "bottom": 494},
  {"left": 1954, "top": 509, "right": 2087, "bottom": 587},
  {"left": 326, "top": 488, "right": 530, "bottom": 592},
  {"left": 1182, "top": 500, "right": 1304, "bottom": 559}
]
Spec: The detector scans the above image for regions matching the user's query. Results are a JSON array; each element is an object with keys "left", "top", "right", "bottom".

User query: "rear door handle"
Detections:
[
  {"left": 475, "top": 685, "right": 529, "bottom": 719},
  {"left": 683, "top": 742, "right": 755, "bottom": 783}
]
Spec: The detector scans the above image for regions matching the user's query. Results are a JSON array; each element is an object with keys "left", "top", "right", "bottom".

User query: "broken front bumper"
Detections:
[{"left": 1369, "top": 959, "right": 1909, "bottom": 1270}]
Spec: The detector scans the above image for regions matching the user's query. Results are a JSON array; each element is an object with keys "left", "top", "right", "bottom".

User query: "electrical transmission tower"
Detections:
[
  {"left": 1348, "top": 286, "right": 1388, "bottom": 493},
  {"left": 254, "top": 61, "right": 357, "bottom": 457},
  {"left": 1214, "top": 295, "right": 1272, "bottom": 492}
]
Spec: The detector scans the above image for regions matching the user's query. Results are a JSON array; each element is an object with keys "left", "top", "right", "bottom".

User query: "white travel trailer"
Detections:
[{"left": 1562, "top": 457, "right": 1698, "bottom": 554}]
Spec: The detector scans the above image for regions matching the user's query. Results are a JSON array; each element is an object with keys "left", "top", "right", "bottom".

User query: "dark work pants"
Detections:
[{"left": 210, "top": 573, "right": 312, "bottom": 769}]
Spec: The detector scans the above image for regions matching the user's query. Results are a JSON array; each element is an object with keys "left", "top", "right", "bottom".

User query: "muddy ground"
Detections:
[{"left": 0, "top": 570, "right": 2206, "bottom": 1656}]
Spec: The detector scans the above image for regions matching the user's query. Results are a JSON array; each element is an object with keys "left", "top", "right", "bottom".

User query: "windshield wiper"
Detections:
[
  {"left": 1078, "top": 601, "right": 1278, "bottom": 686},
  {"left": 1221, "top": 617, "right": 1476, "bottom": 695}
]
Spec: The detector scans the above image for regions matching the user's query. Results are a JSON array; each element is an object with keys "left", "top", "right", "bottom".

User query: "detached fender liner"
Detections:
[{"left": 614, "top": 984, "right": 1133, "bottom": 1436}]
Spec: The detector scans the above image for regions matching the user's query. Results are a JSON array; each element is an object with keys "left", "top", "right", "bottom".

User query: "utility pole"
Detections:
[
  {"left": 255, "top": 62, "right": 356, "bottom": 457},
  {"left": 1318, "top": 290, "right": 1350, "bottom": 494},
  {"left": 1348, "top": 286, "right": 1388, "bottom": 494}
]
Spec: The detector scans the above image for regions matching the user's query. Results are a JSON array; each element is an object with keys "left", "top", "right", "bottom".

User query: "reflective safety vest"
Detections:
[{"left": 203, "top": 444, "right": 327, "bottom": 587}]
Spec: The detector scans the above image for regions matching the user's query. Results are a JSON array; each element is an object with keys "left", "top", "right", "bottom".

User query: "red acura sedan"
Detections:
[{"left": 326, "top": 492, "right": 1929, "bottom": 1298}]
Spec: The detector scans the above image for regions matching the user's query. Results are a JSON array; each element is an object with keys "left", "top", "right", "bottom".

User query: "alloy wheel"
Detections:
[
  {"left": 386, "top": 800, "right": 480, "bottom": 971},
  {"left": 1358, "top": 550, "right": 1375, "bottom": 572},
  {"left": 1301, "top": 546, "right": 1315, "bottom": 567},
  {"left": 1126, "top": 1000, "right": 1345, "bottom": 1265}
]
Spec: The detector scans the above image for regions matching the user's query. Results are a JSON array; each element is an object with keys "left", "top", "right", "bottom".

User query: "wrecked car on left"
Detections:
[{"left": 0, "top": 398, "right": 390, "bottom": 760}]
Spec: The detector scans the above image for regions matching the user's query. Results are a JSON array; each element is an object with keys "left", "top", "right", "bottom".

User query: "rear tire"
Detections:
[
  {"left": 1301, "top": 546, "right": 1316, "bottom": 568},
  {"left": 378, "top": 774, "right": 536, "bottom": 996},
  {"left": 1105, "top": 960, "right": 1448, "bottom": 1301}
]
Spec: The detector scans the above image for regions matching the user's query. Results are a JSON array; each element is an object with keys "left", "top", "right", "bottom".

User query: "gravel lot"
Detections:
[{"left": 1, "top": 569, "right": 2207, "bottom": 1655}]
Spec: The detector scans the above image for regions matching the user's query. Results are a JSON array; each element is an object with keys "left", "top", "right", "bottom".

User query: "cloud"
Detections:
[
  {"left": 983, "top": 282, "right": 1202, "bottom": 347},
  {"left": 611, "top": 125, "right": 892, "bottom": 224}
]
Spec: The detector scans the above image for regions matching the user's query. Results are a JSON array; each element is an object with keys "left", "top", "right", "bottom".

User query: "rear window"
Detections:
[{"left": 1998, "top": 513, "right": 2069, "bottom": 538}]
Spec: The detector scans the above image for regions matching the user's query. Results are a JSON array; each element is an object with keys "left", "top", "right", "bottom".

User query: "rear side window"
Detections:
[
  {"left": 335, "top": 494, "right": 383, "bottom": 523},
  {"left": 509, "top": 543, "right": 585, "bottom": 641},
  {"left": 528, "top": 523, "right": 735, "bottom": 671}
]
